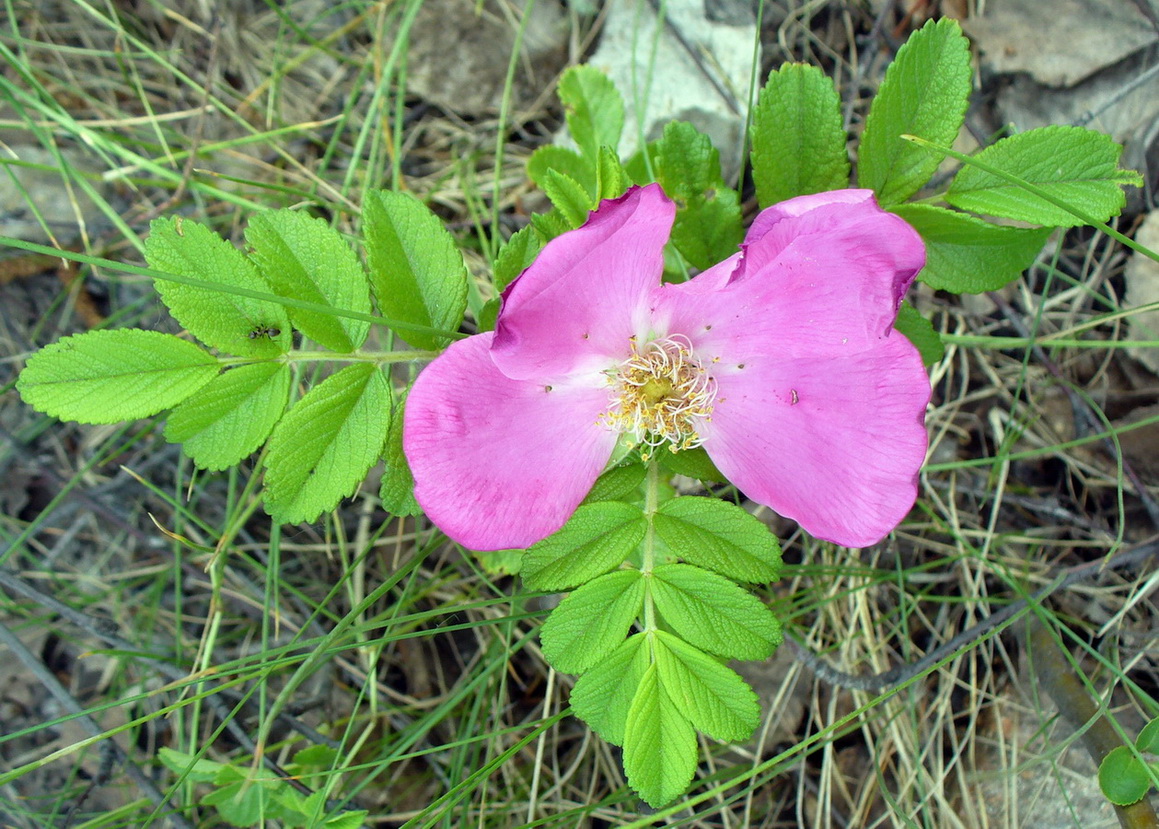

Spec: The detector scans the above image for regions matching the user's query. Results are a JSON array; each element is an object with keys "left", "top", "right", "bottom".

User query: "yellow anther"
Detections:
[{"left": 600, "top": 335, "right": 717, "bottom": 451}]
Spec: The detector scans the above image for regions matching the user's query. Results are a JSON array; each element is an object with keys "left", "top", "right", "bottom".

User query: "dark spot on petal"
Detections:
[
  {"left": 704, "top": 324, "right": 713, "bottom": 331},
  {"left": 544, "top": 385, "right": 553, "bottom": 392},
  {"left": 737, "top": 363, "right": 745, "bottom": 369}
]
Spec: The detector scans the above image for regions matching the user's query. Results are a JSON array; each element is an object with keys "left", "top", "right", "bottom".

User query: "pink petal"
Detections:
[
  {"left": 646, "top": 190, "right": 930, "bottom": 546},
  {"left": 404, "top": 333, "right": 617, "bottom": 550},
  {"left": 649, "top": 189, "right": 924, "bottom": 363},
  {"left": 746, "top": 189, "right": 878, "bottom": 239},
  {"left": 491, "top": 184, "right": 675, "bottom": 381},
  {"left": 700, "top": 336, "right": 929, "bottom": 547}
]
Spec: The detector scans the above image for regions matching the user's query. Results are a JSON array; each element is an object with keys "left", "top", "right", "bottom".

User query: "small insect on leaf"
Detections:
[{"left": 248, "top": 325, "right": 282, "bottom": 340}]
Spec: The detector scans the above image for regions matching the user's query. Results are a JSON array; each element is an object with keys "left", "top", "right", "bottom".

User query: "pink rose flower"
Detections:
[{"left": 403, "top": 184, "right": 929, "bottom": 551}]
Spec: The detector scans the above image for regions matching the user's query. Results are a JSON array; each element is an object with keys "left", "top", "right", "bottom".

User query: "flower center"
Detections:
[{"left": 601, "top": 334, "right": 717, "bottom": 452}]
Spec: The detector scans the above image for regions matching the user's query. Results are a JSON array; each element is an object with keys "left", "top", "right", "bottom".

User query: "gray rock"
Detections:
[
  {"left": 405, "top": 0, "right": 569, "bottom": 116},
  {"left": 582, "top": 0, "right": 759, "bottom": 182},
  {"left": 0, "top": 145, "right": 116, "bottom": 245}
]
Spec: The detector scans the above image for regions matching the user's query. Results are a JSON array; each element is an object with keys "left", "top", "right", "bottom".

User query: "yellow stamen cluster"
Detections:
[{"left": 600, "top": 334, "right": 717, "bottom": 452}]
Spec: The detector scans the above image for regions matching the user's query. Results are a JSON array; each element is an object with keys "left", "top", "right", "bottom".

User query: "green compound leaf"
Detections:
[
  {"left": 1098, "top": 745, "right": 1151, "bottom": 807},
  {"left": 624, "top": 660, "right": 698, "bottom": 808},
  {"left": 570, "top": 633, "right": 649, "bottom": 745},
  {"left": 363, "top": 189, "right": 468, "bottom": 350},
  {"left": 492, "top": 225, "right": 542, "bottom": 294},
  {"left": 164, "top": 362, "right": 291, "bottom": 471},
  {"left": 892, "top": 203, "right": 1052, "bottom": 293},
  {"left": 651, "top": 563, "right": 781, "bottom": 660},
  {"left": 527, "top": 145, "right": 595, "bottom": 198},
  {"left": 378, "top": 387, "right": 420, "bottom": 517},
  {"left": 145, "top": 217, "right": 291, "bottom": 357},
  {"left": 263, "top": 363, "right": 391, "bottom": 524},
  {"left": 245, "top": 210, "right": 371, "bottom": 353},
  {"left": 654, "top": 630, "right": 761, "bottom": 742},
  {"left": 541, "top": 168, "right": 594, "bottom": 230},
  {"left": 945, "top": 126, "right": 1142, "bottom": 227},
  {"left": 654, "top": 121, "right": 744, "bottom": 270},
  {"left": 559, "top": 64, "right": 624, "bottom": 161},
  {"left": 17, "top": 330, "right": 219, "bottom": 424},
  {"left": 583, "top": 463, "right": 647, "bottom": 504},
  {"left": 858, "top": 18, "right": 972, "bottom": 205},
  {"left": 893, "top": 301, "right": 945, "bottom": 367},
  {"left": 540, "top": 569, "right": 644, "bottom": 674},
  {"left": 751, "top": 62, "right": 850, "bottom": 207},
  {"left": 521, "top": 501, "right": 647, "bottom": 591},
  {"left": 652, "top": 497, "right": 782, "bottom": 583},
  {"left": 1137, "top": 716, "right": 1159, "bottom": 752}
]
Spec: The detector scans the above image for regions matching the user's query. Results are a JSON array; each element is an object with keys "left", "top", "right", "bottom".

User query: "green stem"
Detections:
[
  {"left": 641, "top": 461, "right": 660, "bottom": 633},
  {"left": 217, "top": 349, "right": 437, "bottom": 368},
  {"left": 941, "top": 334, "right": 1159, "bottom": 350}
]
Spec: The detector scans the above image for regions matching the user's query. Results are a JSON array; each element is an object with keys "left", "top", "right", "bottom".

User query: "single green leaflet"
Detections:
[
  {"left": 945, "top": 126, "right": 1142, "bottom": 227},
  {"left": 893, "top": 301, "right": 945, "bottom": 367},
  {"left": 1098, "top": 746, "right": 1152, "bottom": 806},
  {"left": 527, "top": 145, "right": 594, "bottom": 198},
  {"left": 653, "top": 630, "right": 761, "bottom": 742},
  {"left": 158, "top": 747, "right": 227, "bottom": 784},
  {"left": 623, "top": 661, "right": 698, "bottom": 808},
  {"left": 892, "top": 203, "right": 1052, "bottom": 293},
  {"left": 263, "top": 362, "right": 391, "bottom": 524},
  {"left": 245, "top": 209, "right": 371, "bottom": 353},
  {"left": 653, "top": 121, "right": 744, "bottom": 270},
  {"left": 569, "top": 633, "right": 650, "bottom": 746},
  {"left": 751, "top": 62, "right": 850, "bottom": 206},
  {"left": 595, "top": 145, "right": 629, "bottom": 200},
  {"left": 541, "top": 168, "right": 594, "bottom": 229},
  {"left": 650, "top": 563, "right": 781, "bottom": 660},
  {"left": 17, "top": 329, "right": 219, "bottom": 424},
  {"left": 362, "top": 189, "right": 468, "bottom": 350},
  {"left": 558, "top": 64, "right": 624, "bottom": 161},
  {"left": 583, "top": 463, "right": 647, "bottom": 504},
  {"left": 164, "top": 362, "right": 291, "bottom": 471},
  {"left": 656, "top": 447, "right": 725, "bottom": 483},
  {"left": 858, "top": 18, "right": 972, "bottom": 205},
  {"left": 529, "top": 208, "right": 572, "bottom": 242},
  {"left": 378, "top": 387, "right": 420, "bottom": 517},
  {"left": 492, "top": 224, "right": 542, "bottom": 293},
  {"left": 1098, "top": 716, "right": 1159, "bottom": 806},
  {"left": 539, "top": 568, "right": 644, "bottom": 673},
  {"left": 520, "top": 501, "right": 647, "bottom": 591},
  {"left": 1137, "top": 717, "right": 1159, "bottom": 752},
  {"left": 145, "top": 216, "right": 291, "bottom": 357},
  {"left": 201, "top": 775, "right": 272, "bottom": 827},
  {"left": 652, "top": 497, "right": 782, "bottom": 583}
]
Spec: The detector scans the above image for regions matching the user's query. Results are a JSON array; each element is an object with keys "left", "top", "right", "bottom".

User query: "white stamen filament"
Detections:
[{"left": 600, "top": 334, "right": 717, "bottom": 452}]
